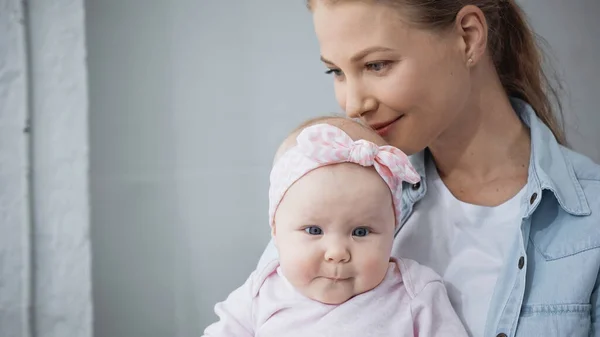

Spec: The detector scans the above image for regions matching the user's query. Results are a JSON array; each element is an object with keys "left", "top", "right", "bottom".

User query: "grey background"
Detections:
[
  {"left": 86, "top": 1, "right": 600, "bottom": 337},
  {"left": 0, "top": 0, "right": 92, "bottom": 336}
]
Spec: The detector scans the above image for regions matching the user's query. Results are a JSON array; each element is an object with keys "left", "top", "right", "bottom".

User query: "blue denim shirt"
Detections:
[
  {"left": 400, "top": 98, "right": 600, "bottom": 337},
  {"left": 258, "top": 98, "right": 600, "bottom": 336}
]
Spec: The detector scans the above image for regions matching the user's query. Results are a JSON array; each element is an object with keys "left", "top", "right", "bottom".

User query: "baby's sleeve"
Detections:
[
  {"left": 410, "top": 280, "right": 469, "bottom": 337},
  {"left": 202, "top": 272, "right": 256, "bottom": 337}
]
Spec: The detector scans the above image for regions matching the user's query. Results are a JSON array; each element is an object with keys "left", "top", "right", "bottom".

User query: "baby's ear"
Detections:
[{"left": 271, "top": 227, "right": 280, "bottom": 249}]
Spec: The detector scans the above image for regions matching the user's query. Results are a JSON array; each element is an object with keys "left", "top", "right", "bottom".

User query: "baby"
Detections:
[{"left": 203, "top": 117, "right": 467, "bottom": 337}]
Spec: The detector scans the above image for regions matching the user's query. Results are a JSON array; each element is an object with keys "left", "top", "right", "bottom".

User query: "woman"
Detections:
[{"left": 259, "top": 1, "right": 600, "bottom": 336}]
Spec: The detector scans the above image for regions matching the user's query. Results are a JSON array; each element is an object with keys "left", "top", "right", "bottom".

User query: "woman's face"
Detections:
[{"left": 312, "top": 1, "right": 473, "bottom": 154}]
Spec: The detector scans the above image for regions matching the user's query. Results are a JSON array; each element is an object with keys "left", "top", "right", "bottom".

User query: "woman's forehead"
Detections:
[
  {"left": 313, "top": 2, "right": 407, "bottom": 38},
  {"left": 312, "top": 2, "right": 428, "bottom": 62}
]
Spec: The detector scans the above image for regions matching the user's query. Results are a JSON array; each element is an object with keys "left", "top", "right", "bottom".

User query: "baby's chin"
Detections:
[
  {"left": 300, "top": 278, "right": 378, "bottom": 305},
  {"left": 305, "top": 288, "right": 355, "bottom": 305}
]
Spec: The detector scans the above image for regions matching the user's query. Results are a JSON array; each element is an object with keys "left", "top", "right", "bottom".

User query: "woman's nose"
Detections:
[{"left": 344, "top": 81, "right": 377, "bottom": 119}]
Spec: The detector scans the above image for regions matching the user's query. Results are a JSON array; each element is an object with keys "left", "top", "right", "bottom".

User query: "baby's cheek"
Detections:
[
  {"left": 362, "top": 258, "right": 387, "bottom": 276},
  {"left": 356, "top": 249, "right": 390, "bottom": 285},
  {"left": 280, "top": 252, "right": 320, "bottom": 286}
]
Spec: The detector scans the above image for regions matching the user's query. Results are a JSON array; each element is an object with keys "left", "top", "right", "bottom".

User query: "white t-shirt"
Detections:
[{"left": 393, "top": 162, "right": 526, "bottom": 337}]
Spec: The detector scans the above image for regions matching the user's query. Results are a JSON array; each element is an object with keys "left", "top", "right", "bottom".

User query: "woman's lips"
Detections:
[{"left": 371, "top": 116, "right": 403, "bottom": 136}]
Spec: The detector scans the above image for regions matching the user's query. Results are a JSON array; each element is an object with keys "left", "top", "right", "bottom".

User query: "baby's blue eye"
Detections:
[
  {"left": 305, "top": 226, "right": 323, "bottom": 235},
  {"left": 352, "top": 227, "right": 370, "bottom": 237}
]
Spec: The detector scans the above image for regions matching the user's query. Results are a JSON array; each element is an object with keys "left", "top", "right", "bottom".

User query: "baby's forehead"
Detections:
[
  {"left": 281, "top": 163, "right": 393, "bottom": 216},
  {"left": 274, "top": 117, "right": 386, "bottom": 163}
]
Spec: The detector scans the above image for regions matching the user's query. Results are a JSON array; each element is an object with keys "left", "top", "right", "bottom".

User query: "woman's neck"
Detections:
[{"left": 428, "top": 72, "right": 531, "bottom": 185}]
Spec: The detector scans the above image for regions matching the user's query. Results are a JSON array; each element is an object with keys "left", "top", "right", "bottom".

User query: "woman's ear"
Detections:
[{"left": 454, "top": 5, "right": 489, "bottom": 65}]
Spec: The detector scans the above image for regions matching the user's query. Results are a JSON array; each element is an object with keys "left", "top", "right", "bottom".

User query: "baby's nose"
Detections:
[{"left": 324, "top": 241, "right": 350, "bottom": 263}]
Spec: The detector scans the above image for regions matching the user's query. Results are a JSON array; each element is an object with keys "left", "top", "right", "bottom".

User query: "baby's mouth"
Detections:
[{"left": 322, "top": 276, "right": 350, "bottom": 282}]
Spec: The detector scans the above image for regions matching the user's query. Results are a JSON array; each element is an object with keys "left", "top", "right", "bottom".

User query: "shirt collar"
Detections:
[
  {"left": 513, "top": 97, "right": 589, "bottom": 215},
  {"left": 406, "top": 98, "right": 590, "bottom": 216}
]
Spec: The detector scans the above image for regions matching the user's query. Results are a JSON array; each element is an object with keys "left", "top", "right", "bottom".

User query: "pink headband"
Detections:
[{"left": 268, "top": 123, "right": 420, "bottom": 230}]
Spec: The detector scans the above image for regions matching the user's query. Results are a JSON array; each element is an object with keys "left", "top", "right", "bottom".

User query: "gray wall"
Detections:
[
  {"left": 1, "top": 0, "right": 92, "bottom": 336},
  {"left": 519, "top": 0, "right": 600, "bottom": 158},
  {"left": 86, "top": 1, "right": 599, "bottom": 337},
  {"left": 0, "top": 0, "right": 30, "bottom": 335},
  {"left": 27, "top": 1, "right": 93, "bottom": 336},
  {"left": 87, "top": 1, "right": 337, "bottom": 337}
]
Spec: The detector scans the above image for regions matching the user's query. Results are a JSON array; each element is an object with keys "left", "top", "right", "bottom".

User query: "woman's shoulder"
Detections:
[
  {"left": 530, "top": 145, "right": 600, "bottom": 260},
  {"left": 561, "top": 145, "right": 600, "bottom": 184},
  {"left": 557, "top": 145, "right": 600, "bottom": 216}
]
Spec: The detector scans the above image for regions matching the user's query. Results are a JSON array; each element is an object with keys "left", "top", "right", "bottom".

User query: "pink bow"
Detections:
[
  {"left": 268, "top": 123, "right": 421, "bottom": 231},
  {"left": 296, "top": 124, "right": 421, "bottom": 189}
]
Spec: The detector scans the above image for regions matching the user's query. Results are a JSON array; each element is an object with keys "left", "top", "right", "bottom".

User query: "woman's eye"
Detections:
[
  {"left": 325, "top": 68, "right": 343, "bottom": 77},
  {"left": 304, "top": 226, "right": 323, "bottom": 235},
  {"left": 366, "top": 61, "right": 390, "bottom": 72},
  {"left": 352, "top": 227, "right": 370, "bottom": 237}
]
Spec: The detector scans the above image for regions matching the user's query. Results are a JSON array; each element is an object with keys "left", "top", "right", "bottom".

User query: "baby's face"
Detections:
[{"left": 273, "top": 162, "right": 395, "bottom": 305}]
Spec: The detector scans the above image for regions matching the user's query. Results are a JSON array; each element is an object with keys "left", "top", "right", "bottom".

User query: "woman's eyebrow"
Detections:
[{"left": 320, "top": 46, "right": 395, "bottom": 64}]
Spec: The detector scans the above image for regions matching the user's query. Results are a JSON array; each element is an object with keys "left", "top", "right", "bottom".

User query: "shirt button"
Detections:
[
  {"left": 518, "top": 256, "right": 525, "bottom": 269},
  {"left": 497, "top": 334, "right": 508, "bottom": 337},
  {"left": 530, "top": 193, "right": 538, "bottom": 205},
  {"left": 412, "top": 182, "right": 421, "bottom": 190}
]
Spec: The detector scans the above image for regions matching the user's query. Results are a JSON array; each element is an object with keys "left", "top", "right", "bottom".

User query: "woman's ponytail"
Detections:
[{"left": 492, "top": 0, "right": 566, "bottom": 144}]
